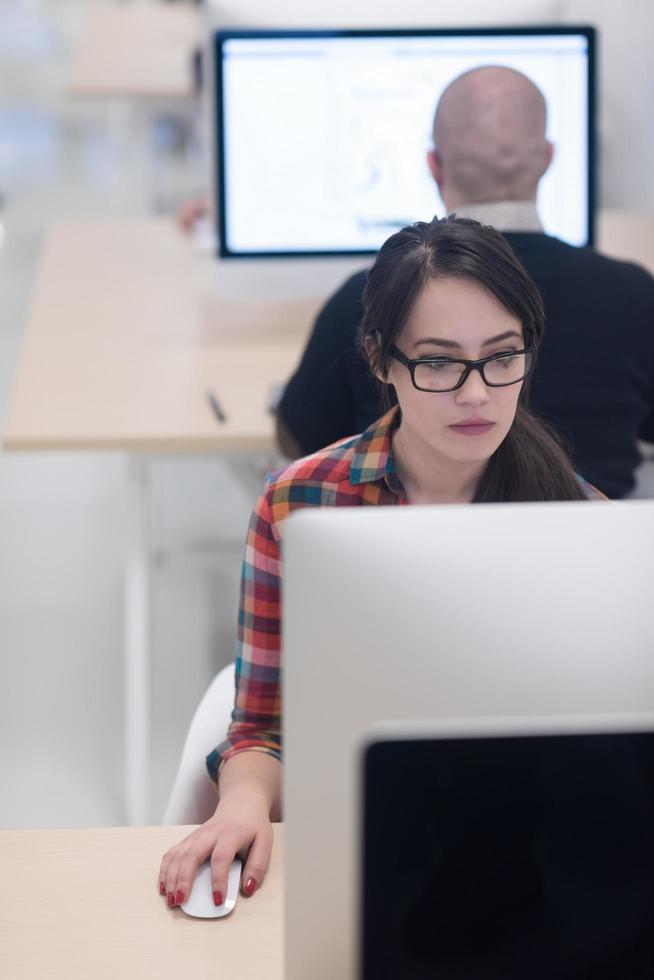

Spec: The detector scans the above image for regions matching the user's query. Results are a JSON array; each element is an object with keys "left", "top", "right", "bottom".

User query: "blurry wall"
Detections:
[{"left": 565, "top": 0, "right": 653, "bottom": 209}]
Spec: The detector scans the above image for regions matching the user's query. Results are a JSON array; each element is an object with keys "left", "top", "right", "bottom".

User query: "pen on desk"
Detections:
[{"left": 207, "top": 389, "right": 227, "bottom": 424}]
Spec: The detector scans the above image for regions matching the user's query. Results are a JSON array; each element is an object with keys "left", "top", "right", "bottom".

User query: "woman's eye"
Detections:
[{"left": 424, "top": 361, "right": 450, "bottom": 372}]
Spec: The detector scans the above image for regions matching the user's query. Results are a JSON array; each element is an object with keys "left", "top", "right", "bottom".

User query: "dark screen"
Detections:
[{"left": 362, "top": 733, "right": 654, "bottom": 979}]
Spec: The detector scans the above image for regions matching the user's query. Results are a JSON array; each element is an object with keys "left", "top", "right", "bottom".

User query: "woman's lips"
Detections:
[{"left": 449, "top": 421, "right": 495, "bottom": 436}]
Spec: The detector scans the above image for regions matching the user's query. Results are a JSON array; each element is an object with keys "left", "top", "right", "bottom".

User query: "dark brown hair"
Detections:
[{"left": 360, "top": 215, "right": 587, "bottom": 502}]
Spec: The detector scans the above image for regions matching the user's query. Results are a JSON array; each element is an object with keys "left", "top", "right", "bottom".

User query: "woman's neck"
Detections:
[{"left": 392, "top": 422, "right": 486, "bottom": 505}]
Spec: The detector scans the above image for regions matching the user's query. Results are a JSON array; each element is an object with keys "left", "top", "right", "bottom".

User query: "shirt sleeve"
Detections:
[{"left": 206, "top": 485, "right": 282, "bottom": 782}]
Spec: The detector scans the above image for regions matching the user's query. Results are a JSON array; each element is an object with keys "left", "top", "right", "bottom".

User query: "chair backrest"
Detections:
[{"left": 162, "top": 662, "right": 235, "bottom": 825}]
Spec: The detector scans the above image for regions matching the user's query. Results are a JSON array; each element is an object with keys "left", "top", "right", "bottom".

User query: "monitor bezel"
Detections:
[{"left": 214, "top": 25, "right": 597, "bottom": 259}]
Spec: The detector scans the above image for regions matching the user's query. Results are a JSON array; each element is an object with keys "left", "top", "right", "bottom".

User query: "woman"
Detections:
[{"left": 159, "top": 216, "right": 603, "bottom": 910}]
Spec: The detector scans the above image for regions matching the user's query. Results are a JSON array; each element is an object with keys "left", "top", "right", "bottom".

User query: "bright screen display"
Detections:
[{"left": 215, "top": 29, "right": 595, "bottom": 256}]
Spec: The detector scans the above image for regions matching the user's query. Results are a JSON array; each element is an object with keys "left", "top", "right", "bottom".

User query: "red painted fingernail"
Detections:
[
  {"left": 167, "top": 891, "right": 174, "bottom": 908},
  {"left": 175, "top": 890, "right": 184, "bottom": 905},
  {"left": 159, "top": 882, "right": 166, "bottom": 896},
  {"left": 213, "top": 890, "right": 223, "bottom": 907},
  {"left": 244, "top": 877, "right": 257, "bottom": 897}
]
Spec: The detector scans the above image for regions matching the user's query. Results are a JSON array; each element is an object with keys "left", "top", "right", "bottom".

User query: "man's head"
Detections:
[{"left": 428, "top": 66, "right": 554, "bottom": 212}]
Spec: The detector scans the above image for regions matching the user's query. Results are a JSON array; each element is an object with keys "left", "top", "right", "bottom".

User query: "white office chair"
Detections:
[{"left": 162, "top": 662, "right": 236, "bottom": 825}]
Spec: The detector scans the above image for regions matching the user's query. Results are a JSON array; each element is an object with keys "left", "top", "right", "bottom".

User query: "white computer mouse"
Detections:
[{"left": 180, "top": 857, "right": 242, "bottom": 919}]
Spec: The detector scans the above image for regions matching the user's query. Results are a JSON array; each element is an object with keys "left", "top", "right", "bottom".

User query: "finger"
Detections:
[
  {"left": 210, "top": 831, "right": 243, "bottom": 907},
  {"left": 158, "top": 852, "right": 170, "bottom": 896},
  {"left": 164, "top": 854, "right": 181, "bottom": 909},
  {"left": 173, "top": 838, "right": 214, "bottom": 907},
  {"left": 167, "top": 829, "right": 218, "bottom": 908},
  {"left": 160, "top": 839, "right": 190, "bottom": 904},
  {"left": 241, "top": 823, "right": 273, "bottom": 897}
]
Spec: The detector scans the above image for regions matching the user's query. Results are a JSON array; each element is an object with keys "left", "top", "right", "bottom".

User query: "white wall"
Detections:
[
  {"left": 206, "top": 0, "right": 564, "bottom": 29},
  {"left": 565, "top": 0, "right": 654, "bottom": 209}
]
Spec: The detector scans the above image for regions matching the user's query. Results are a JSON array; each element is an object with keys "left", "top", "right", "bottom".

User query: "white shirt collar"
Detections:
[{"left": 451, "top": 201, "right": 543, "bottom": 233}]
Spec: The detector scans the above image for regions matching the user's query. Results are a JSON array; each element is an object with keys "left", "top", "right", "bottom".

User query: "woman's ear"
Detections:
[{"left": 364, "top": 333, "right": 388, "bottom": 384}]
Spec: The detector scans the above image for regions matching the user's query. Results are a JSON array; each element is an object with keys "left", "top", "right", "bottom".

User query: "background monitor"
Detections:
[
  {"left": 214, "top": 26, "right": 596, "bottom": 258},
  {"left": 282, "top": 500, "right": 654, "bottom": 980}
]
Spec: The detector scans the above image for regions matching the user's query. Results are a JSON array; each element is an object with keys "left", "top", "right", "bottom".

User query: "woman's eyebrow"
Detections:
[{"left": 414, "top": 330, "right": 523, "bottom": 350}]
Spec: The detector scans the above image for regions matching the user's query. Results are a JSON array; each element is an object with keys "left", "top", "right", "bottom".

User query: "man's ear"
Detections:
[
  {"left": 542, "top": 140, "right": 555, "bottom": 177},
  {"left": 427, "top": 148, "right": 443, "bottom": 187}
]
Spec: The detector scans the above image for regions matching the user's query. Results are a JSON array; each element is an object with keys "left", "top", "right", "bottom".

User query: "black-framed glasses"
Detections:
[{"left": 389, "top": 345, "right": 537, "bottom": 393}]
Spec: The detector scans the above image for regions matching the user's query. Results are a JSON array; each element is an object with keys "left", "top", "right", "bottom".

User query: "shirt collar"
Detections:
[
  {"left": 452, "top": 201, "right": 543, "bottom": 233},
  {"left": 350, "top": 406, "right": 405, "bottom": 495}
]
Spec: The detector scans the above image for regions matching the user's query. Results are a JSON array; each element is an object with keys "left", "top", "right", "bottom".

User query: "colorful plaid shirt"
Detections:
[{"left": 206, "top": 407, "right": 604, "bottom": 780}]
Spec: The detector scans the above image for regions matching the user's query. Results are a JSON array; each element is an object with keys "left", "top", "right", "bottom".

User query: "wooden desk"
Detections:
[
  {"left": 2, "top": 219, "right": 319, "bottom": 452},
  {"left": 1, "top": 218, "right": 321, "bottom": 826},
  {"left": 68, "top": 1, "right": 200, "bottom": 100},
  {"left": 0, "top": 824, "right": 283, "bottom": 979},
  {"left": 5, "top": 211, "right": 652, "bottom": 455}
]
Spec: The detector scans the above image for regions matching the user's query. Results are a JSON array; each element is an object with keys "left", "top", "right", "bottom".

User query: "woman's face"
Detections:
[{"left": 384, "top": 276, "right": 525, "bottom": 465}]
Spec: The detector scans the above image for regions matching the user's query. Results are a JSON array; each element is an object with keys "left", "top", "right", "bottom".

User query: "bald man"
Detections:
[
  {"left": 277, "top": 67, "right": 654, "bottom": 498},
  {"left": 429, "top": 66, "right": 553, "bottom": 214}
]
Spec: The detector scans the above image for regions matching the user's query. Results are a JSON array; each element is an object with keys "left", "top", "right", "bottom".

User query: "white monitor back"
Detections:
[
  {"left": 201, "top": 0, "right": 563, "bottom": 300},
  {"left": 283, "top": 500, "right": 654, "bottom": 979}
]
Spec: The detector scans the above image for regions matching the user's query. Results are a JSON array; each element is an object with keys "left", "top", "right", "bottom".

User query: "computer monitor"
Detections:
[
  {"left": 282, "top": 500, "right": 654, "bottom": 980},
  {"left": 214, "top": 26, "right": 596, "bottom": 258},
  {"left": 362, "top": 721, "right": 654, "bottom": 979}
]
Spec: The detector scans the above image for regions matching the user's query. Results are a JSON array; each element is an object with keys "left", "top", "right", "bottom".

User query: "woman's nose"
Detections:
[{"left": 455, "top": 367, "right": 491, "bottom": 404}]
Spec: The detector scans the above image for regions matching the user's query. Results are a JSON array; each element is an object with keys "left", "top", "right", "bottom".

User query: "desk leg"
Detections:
[{"left": 125, "top": 455, "right": 151, "bottom": 825}]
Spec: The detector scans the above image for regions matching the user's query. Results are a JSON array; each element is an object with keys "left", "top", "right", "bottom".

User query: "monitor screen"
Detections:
[
  {"left": 214, "top": 27, "right": 595, "bottom": 257},
  {"left": 363, "top": 732, "right": 654, "bottom": 980}
]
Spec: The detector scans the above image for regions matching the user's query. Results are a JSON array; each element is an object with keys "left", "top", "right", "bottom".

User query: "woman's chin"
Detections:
[{"left": 440, "top": 436, "right": 502, "bottom": 464}]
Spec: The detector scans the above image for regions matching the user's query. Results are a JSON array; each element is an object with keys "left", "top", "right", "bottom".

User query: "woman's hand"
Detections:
[
  {"left": 159, "top": 789, "right": 273, "bottom": 908},
  {"left": 158, "top": 752, "right": 282, "bottom": 909},
  {"left": 175, "top": 194, "right": 208, "bottom": 235}
]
